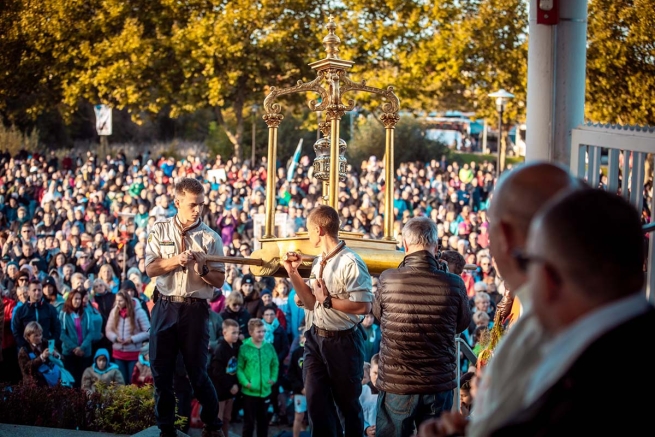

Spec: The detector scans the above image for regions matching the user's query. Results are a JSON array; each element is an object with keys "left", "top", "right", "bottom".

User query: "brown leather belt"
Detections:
[
  {"left": 313, "top": 324, "right": 356, "bottom": 338},
  {"left": 160, "top": 295, "right": 205, "bottom": 304}
]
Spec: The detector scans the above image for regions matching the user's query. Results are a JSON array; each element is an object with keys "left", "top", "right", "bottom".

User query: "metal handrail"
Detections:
[{"left": 454, "top": 337, "right": 477, "bottom": 412}]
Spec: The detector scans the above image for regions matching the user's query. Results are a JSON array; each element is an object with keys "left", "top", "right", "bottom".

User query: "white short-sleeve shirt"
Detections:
[
  {"left": 145, "top": 217, "right": 225, "bottom": 299},
  {"left": 310, "top": 246, "right": 373, "bottom": 331}
]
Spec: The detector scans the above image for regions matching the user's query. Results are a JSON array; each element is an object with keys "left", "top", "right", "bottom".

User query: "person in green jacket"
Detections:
[{"left": 237, "top": 318, "right": 279, "bottom": 437}]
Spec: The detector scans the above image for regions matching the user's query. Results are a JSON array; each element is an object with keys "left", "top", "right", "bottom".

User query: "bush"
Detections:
[
  {"left": 92, "top": 382, "right": 157, "bottom": 434},
  {"left": 0, "top": 122, "right": 41, "bottom": 155},
  {"left": 0, "top": 382, "right": 96, "bottom": 430},
  {"left": 0, "top": 381, "right": 157, "bottom": 434},
  {"left": 347, "top": 114, "right": 449, "bottom": 170}
]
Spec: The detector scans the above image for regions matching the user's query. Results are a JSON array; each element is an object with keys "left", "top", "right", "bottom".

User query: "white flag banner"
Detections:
[
  {"left": 94, "top": 104, "right": 112, "bottom": 136},
  {"left": 252, "top": 213, "right": 288, "bottom": 250}
]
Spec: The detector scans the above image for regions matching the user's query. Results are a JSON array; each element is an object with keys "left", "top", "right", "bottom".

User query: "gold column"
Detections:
[
  {"left": 263, "top": 114, "right": 282, "bottom": 238},
  {"left": 328, "top": 118, "right": 340, "bottom": 208},
  {"left": 383, "top": 126, "right": 395, "bottom": 240}
]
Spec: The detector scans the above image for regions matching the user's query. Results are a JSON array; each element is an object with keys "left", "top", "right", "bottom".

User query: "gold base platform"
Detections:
[{"left": 250, "top": 231, "right": 405, "bottom": 278}]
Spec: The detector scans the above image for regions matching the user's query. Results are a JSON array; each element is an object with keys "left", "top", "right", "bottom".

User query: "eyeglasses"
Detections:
[{"left": 512, "top": 250, "right": 562, "bottom": 286}]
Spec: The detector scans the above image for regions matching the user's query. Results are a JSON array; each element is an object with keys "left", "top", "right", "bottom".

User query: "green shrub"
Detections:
[
  {"left": 0, "top": 381, "right": 158, "bottom": 434},
  {"left": 0, "top": 122, "right": 41, "bottom": 155},
  {"left": 451, "top": 151, "right": 524, "bottom": 167},
  {"left": 0, "top": 381, "right": 97, "bottom": 430},
  {"left": 91, "top": 382, "right": 156, "bottom": 434},
  {"left": 347, "top": 114, "right": 449, "bottom": 169}
]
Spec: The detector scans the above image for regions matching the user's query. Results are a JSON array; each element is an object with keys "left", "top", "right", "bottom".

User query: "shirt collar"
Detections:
[{"left": 524, "top": 292, "right": 651, "bottom": 406}]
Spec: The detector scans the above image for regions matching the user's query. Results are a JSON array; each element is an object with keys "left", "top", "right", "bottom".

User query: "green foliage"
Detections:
[
  {"left": 0, "top": 122, "right": 41, "bottom": 155},
  {"left": 207, "top": 121, "right": 234, "bottom": 159},
  {"left": 3, "top": 0, "right": 651, "bottom": 149},
  {"left": 338, "top": 0, "right": 528, "bottom": 123},
  {"left": 0, "top": 381, "right": 159, "bottom": 434},
  {"left": 348, "top": 114, "right": 448, "bottom": 168},
  {"left": 91, "top": 382, "right": 156, "bottom": 434},
  {"left": 0, "top": 381, "right": 96, "bottom": 430},
  {"left": 451, "top": 151, "right": 524, "bottom": 167},
  {"left": 586, "top": 0, "right": 655, "bottom": 125}
]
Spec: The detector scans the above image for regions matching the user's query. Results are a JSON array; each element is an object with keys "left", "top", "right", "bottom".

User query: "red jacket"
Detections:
[{"left": 2, "top": 297, "right": 17, "bottom": 350}]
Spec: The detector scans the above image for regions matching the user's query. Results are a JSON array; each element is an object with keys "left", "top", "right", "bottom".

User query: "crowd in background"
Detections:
[{"left": 0, "top": 147, "right": 504, "bottom": 433}]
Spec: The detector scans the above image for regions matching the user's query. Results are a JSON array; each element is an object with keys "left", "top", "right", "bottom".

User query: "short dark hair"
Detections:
[
  {"left": 441, "top": 250, "right": 466, "bottom": 275},
  {"left": 538, "top": 189, "right": 644, "bottom": 300},
  {"left": 370, "top": 353, "right": 380, "bottom": 366},
  {"left": 175, "top": 178, "right": 204, "bottom": 196},
  {"left": 307, "top": 205, "right": 340, "bottom": 238}
]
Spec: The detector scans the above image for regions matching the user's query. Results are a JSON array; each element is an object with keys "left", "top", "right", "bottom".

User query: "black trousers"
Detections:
[
  {"left": 150, "top": 299, "right": 221, "bottom": 433},
  {"left": 303, "top": 326, "right": 365, "bottom": 437},
  {"left": 242, "top": 394, "right": 269, "bottom": 437},
  {"left": 0, "top": 345, "right": 22, "bottom": 385},
  {"left": 174, "top": 352, "right": 193, "bottom": 433},
  {"left": 63, "top": 354, "right": 92, "bottom": 389}
]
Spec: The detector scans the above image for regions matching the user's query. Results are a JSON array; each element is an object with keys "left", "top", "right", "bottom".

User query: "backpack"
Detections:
[{"left": 28, "top": 352, "right": 61, "bottom": 387}]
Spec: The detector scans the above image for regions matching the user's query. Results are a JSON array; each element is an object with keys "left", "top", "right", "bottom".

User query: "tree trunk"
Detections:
[{"left": 213, "top": 76, "right": 248, "bottom": 162}]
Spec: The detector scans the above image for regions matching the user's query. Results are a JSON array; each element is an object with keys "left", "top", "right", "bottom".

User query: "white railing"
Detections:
[{"left": 570, "top": 123, "right": 655, "bottom": 302}]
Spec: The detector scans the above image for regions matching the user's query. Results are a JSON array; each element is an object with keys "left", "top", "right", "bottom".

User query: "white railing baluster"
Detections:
[
  {"left": 631, "top": 152, "right": 645, "bottom": 211},
  {"left": 607, "top": 149, "right": 620, "bottom": 194},
  {"left": 570, "top": 123, "right": 655, "bottom": 304},
  {"left": 622, "top": 150, "right": 631, "bottom": 200},
  {"left": 590, "top": 146, "right": 602, "bottom": 188}
]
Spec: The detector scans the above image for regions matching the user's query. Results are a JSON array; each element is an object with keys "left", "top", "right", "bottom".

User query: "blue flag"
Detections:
[{"left": 287, "top": 138, "right": 304, "bottom": 182}]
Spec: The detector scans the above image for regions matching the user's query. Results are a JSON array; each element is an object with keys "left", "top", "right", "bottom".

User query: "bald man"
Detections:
[
  {"left": 488, "top": 189, "right": 653, "bottom": 435},
  {"left": 417, "top": 161, "right": 581, "bottom": 436},
  {"left": 421, "top": 188, "right": 653, "bottom": 436}
]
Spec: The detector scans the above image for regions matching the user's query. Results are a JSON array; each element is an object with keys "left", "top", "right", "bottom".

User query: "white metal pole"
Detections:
[
  {"left": 525, "top": 0, "right": 556, "bottom": 162},
  {"left": 552, "top": 0, "right": 589, "bottom": 166}
]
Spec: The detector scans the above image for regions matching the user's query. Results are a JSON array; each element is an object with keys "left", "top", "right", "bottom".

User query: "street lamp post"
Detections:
[
  {"left": 251, "top": 104, "right": 259, "bottom": 168},
  {"left": 489, "top": 89, "right": 514, "bottom": 175}
]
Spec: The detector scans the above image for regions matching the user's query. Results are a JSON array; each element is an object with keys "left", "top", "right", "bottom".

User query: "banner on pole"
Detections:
[{"left": 94, "top": 104, "right": 112, "bottom": 136}]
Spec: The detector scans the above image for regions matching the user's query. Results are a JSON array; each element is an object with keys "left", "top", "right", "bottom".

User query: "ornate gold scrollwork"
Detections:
[
  {"left": 263, "top": 73, "right": 329, "bottom": 118},
  {"left": 340, "top": 75, "right": 401, "bottom": 118},
  {"left": 263, "top": 113, "right": 284, "bottom": 128},
  {"left": 380, "top": 113, "right": 401, "bottom": 129}
]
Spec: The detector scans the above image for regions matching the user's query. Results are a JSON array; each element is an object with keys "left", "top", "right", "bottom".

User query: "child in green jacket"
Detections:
[{"left": 237, "top": 318, "right": 279, "bottom": 437}]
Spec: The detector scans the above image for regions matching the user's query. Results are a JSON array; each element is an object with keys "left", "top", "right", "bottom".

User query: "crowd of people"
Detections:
[
  {"left": 0, "top": 147, "right": 501, "bottom": 435},
  {"left": 2, "top": 145, "right": 645, "bottom": 437}
]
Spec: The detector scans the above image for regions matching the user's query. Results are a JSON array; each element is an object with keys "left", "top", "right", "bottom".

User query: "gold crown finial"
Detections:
[{"left": 323, "top": 15, "right": 340, "bottom": 59}]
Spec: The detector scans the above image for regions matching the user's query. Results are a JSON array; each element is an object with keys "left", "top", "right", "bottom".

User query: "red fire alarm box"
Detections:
[{"left": 537, "top": 0, "right": 559, "bottom": 25}]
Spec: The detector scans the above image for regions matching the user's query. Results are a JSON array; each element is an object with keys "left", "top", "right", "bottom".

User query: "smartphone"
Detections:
[{"left": 48, "top": 339, "right": 55, "bottom": 354}]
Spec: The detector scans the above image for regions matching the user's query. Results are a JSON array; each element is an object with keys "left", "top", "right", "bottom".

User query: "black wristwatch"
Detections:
[
  {"left": 322, "top": 293, "right": 332, "bottom": 309},
  {"left": 199, "top": 264, "right": 210, "bottom": 277}
]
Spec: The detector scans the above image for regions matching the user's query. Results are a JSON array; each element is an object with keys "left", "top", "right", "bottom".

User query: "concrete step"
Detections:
[{"left": 0, "top": 424, "right": 128, "bottom": 437}]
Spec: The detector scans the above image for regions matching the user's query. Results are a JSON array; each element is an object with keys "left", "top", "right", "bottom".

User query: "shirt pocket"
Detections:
[{"left": 161, "top": 246, "right": 176, "bottom": 259}]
